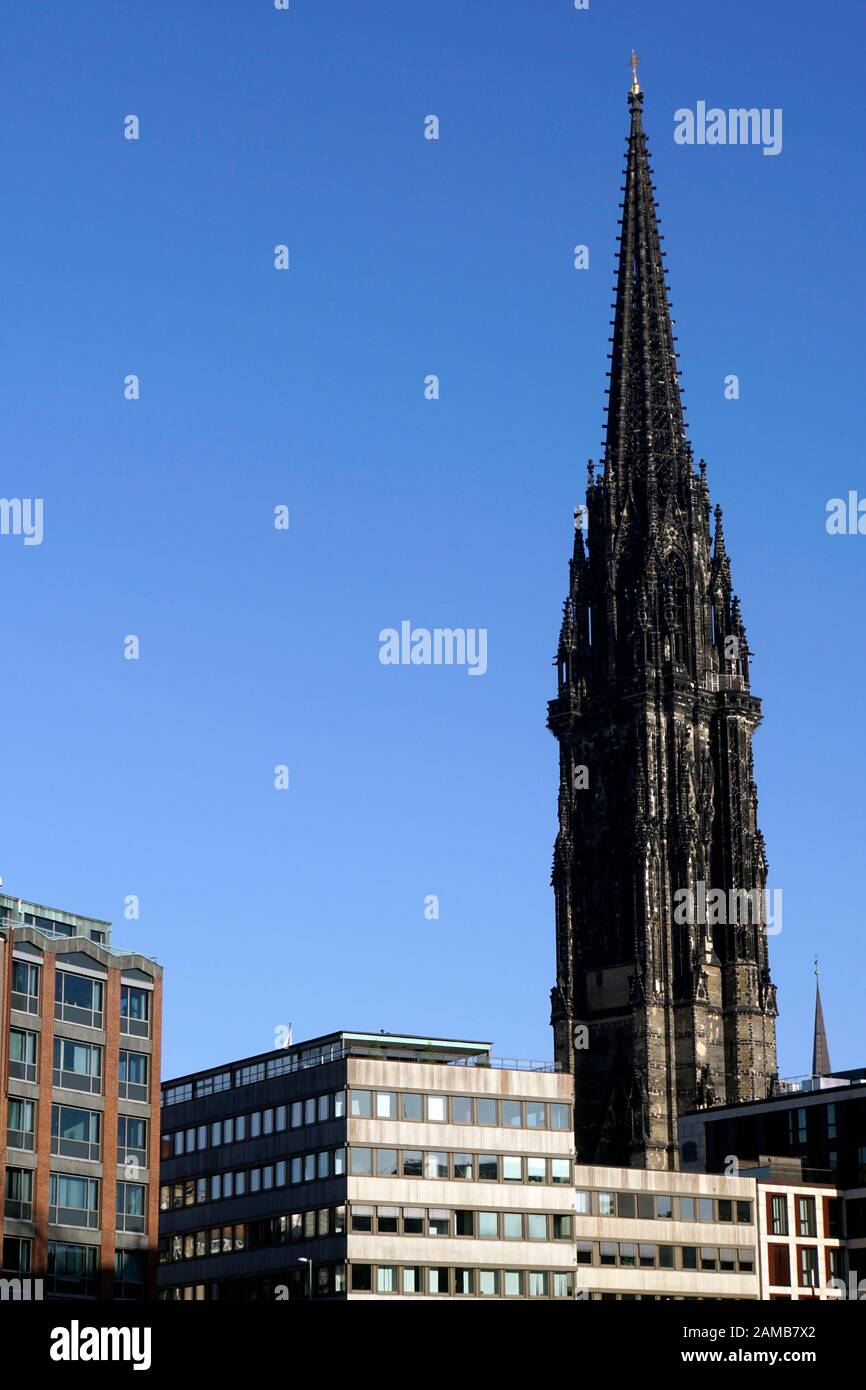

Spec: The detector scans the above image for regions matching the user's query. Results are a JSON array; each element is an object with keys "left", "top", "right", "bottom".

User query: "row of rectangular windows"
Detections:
[
  {"left": 348, "top": 1089, "right": 571, "bottom": 1131},
  {"left": 7, "top": 1100, "right": 148, "bottom": 1167},
  {"left": 160, "top": 1205, "right": 346, "bottom": 1263},
  {"left": 158, "top": 1145, "right": 572, "bottom": 1212},
  {"left": 0, "top": 1238, "right": 146, "bottom": 1298},
  {"left": 161, "top": 1043, "right": 346, "bottom": 1107},
  {"left": 766, "top": 1192, "right": 839, "bottom": 1238},
  {"left": 9, "top": 1032, "right": 150, "bottom": 1099},
  {"left": 159, "top": 1146, "right": 347, "bottom": 1211},
  {"left": 10, "top": 970, "right": 150, "bottom": 1037},
  {"left": 350, "top": 1264, "right": 575, "bottom": 1298},
  {"left": 160, "top": 1089, "right": 573, "bottom": 1157},
  {"left": 349, "top": 1204, "right": 574, "bottom": 1241},
  {"left": 5, "top": 1168, "right": 146, "bottom": 1232},
  {"left": 576, "top": 1240, "right": 756, "bottom": 1273},
  {"left": 349, "top": 1146, "right": 572, "bottom": 1184},
  {"left": 575, "top": 1189, "right": 753, "bottom": 1225},
  {"left": 162, "top": 1090, "right": 346, "bottom": 1158}
]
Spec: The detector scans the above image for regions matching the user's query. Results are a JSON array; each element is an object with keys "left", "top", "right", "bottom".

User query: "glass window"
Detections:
[
  {"left": 401, "top": 1093, "right": 423, "bottom": 1121},
  {"left": 427, "top": 1096, "right": 447, "bottom": 1123},
  {"left": 525, "top": 1101, "right": 545, "bottom": 1129},
  {"left": 575, "top": 1189, "right": 591, "bottom": 1215},
  {"left": 679, "top": 1196, "right": 696, "bottom": 1221},
  {"left": 403, "top": 1266, "right": 423, "bottom": 1294},
  {"left": 528, "top": 1272, "right": 548, "bottom": 1297},
  {"left": 376, "top": 1149, "right": 397, "bottom": 1177},
  {"left": 4, "top": 1168, "right": 34, "bottom": 1220},
  {"left": 682, "top": 1246, "right": 697, "bottom": 1270},
  {"left": 334, "top": 1090, "right": 346, "bottom": 1119},
  {"left": 503, "top": 1211, "right": 523, "bottom": 1239},
  {"left": 600, "top": 1242, "right": 616, "bottom": 1266},
  {"left": 291, "top": 1102, "right": 302, "bottom": 1128},
  {"left": 378, "top": 1206, "right": 400, "bottom": 1239},
  {"left": 451, "top": 1096, "right": 472, "bottom": 1125},
  {"left": 639, "top": 1244, "right": 656, "bottom": 1267},
  {"left": 553, "top": 1272, "right": 573, "bottom": 1298},
  {"left": 718, "top": 1199, "right": 733, "bottom": 1223},
  {"left": 453, "top": 1153, "right": 473, "bottom": 1180},
  {"left": 551, "top": 1158, "right": 570, "bottom": 1185},
  {"left": 617, "top": 1191, "right": 636, "bottom": 1218},
  {"left": 770, "top": 1194, "right": 789, "bottom": 1236},
  {"left": 554, "top": 1214, "right": 572, "bottom": 1239},
  {"left": 454, "top": 1268, "right": 474, "bottom": 1295},
  {"left": 503, "top": 1155, "right": 523, "bottom": 1182},
  {"left": 598, "top": 1191, "right": 615, "bottom": 1216},
  {"left": 9, "top": 1029, "right": 38, "bottom": 1082},
  {"left": 376, "top": 1092, "right": 396, "bottom": 1120},
  {"left": 455, "top": 1210, "right": 474, "bottom": 1236},
  {"left": 424, "top": 1152, "right": 448, "bottom": 1180},
  {"left": 477, "top": 1098, "right": 497, "bottom": 1126},
  {"left": 720, "top": 1247, "right": 736, "bottom": 1271},
  {"left": 377, "top": 1265, "right": 397, "bottom": 1294},
  {"left": 303, "top": 1154, "right": 315, "bottom": 1181},
  {"left": 53, "top": 1038, "right": 103, "bottom": 1094},
  {"left": 350, "top": 1147, "right": 372, "bottom": 1175},
  {"left": 49, "top": 1173, "right": 100, "bottom": 1229},
  {"left": 317, "top": 1095, "right": 329, "bottom": 1123},
  {"left": 550, "top": 1102, "right": 570, "bottom": 1131},
  {"left": 659, "top": 1245, "right": 675, "bottom": 1268},
  {"left": 350, "top": 1090, "right": 371, "bottom": 1118},
  {"left": 501, "top": 1100, "right": 522, "bottom": 1127},
  {"left": 402, "top": 1150, "right": 422, "bottom": 1177},
  {"left": 118, "top": 1050, "right": 148, "bottom": 1101},
  {"left": 527, "top": 1157, "right": 546, "bottom": 1185},
  {"left": 52, "top": 1104, "right": 100, "bottom": 1162},
  {"left": 478, "top": 1155, "right": 498, "bottom": 1182},
  {"left": 119, "top": 985, "right": 150, "bottom": 1037},
  {"left": 428, "top": 1267, "right": 449, "bottom": 1294},
  {"left": 351, "top": 1264, "right": 371, "bottom": 1292},
  {"left": 479, "top": 1269, "right": 499, "bottom": 1296},
  {"left": 478, "top": 1211, "right": 499, "bottom": 1238},
  {"left": 699, "top": 1198, "right": 715, "bottom": 1222},
  {"left": 55, "top": 970, "right": 104, "bottom": 1028},
  {"left": 737, "top": 1200, "right": 752, "bottom": 1224},
  {"left": 798, "top": 1197, "right": 817, "bottom": 1238},
  {"left": 304, "top": 1098, "right": 316, "bottom": 1125},
  {"left": 403, "top": 1209, "right": 424, "bottom": 1235},
  {"left": 576, "top": 1241, "right": 593, "bottom": 1265},
  {"left": 275, "top": 1105, "right": 287, "bottom": 1131},
  {"left": 351, "top": 1206, "right": 373, "bottom": 1233},
  {"left": 638, "top": 1194, "right": 655, "bottom": 1220},
  {"left": 700, "top": 1247, "right": 717, "bottom": 1270},
  {"left": 504, "top": 1270, "right": 523, "bottom": 1295},
  {"left": 656, "top": 1193, "right": 673, "bottom": 1219},
  {"left": 116, "top": 1182, "right": 146, "bottom": 1233},
  {"left": 428, "top": 1210, "right": 449, "bottom": 1237},
  {"left": 527, "top": 1214, "right": 547, "bottom": 1240},
  {"left": 11, "top": 961, "right": 40, "bottom": 1013},
  {"left": 8, "top": 1098, "right": 36, "bottom": 1152}
]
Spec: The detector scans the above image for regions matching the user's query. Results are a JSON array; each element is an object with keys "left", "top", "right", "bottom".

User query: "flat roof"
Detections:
[{"left": 162, "top": 1030, "right": 493, "bottom": 1091}]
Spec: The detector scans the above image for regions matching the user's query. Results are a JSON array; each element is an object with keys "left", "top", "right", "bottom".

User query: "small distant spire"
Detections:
[
  {"left": 812, "top": 959, "right": 832, "bottom": 1077},
  {"left": 630, "top": 49, "right": 641, "bottom": 95}
]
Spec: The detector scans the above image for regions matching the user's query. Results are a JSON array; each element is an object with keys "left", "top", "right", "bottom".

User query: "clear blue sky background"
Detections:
[{"left": 1, "top": 1, "right": 863, "bottom": 1081}]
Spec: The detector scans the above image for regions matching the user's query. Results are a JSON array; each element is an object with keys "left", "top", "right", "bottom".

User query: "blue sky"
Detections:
[{"left": 1, "top": 0, "right": 863, "bottom": 1081}]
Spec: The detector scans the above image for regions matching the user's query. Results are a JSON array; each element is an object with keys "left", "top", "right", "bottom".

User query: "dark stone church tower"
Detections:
[{"left": 548, "top": 69, "right": 778, "bottom": 1170}]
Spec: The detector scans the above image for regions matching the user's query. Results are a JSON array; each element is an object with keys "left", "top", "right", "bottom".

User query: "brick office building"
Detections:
[{"left": 0, "top": 893, "right": 163, "bottom": 1298}]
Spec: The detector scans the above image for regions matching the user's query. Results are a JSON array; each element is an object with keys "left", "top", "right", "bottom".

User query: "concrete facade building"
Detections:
[
  {"left": 0, "top": 894, "right": 163, "bottom": 1298},
  {"left": 158, "top": 1032, "right": 576, "bottom": 1300}
]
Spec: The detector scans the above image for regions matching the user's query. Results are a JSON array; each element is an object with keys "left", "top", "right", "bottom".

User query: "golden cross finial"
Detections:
[{"left": 630, "top": 49, "right": 641, "bottom": 94}]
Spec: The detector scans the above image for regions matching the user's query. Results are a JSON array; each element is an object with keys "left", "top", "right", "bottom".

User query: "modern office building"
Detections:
[
  {"left": 158, "top": 1031, "right": 577, "bottom": 1300},
  {"left": 0, "top": 893, "right": 163, "bottom": 1299}
]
